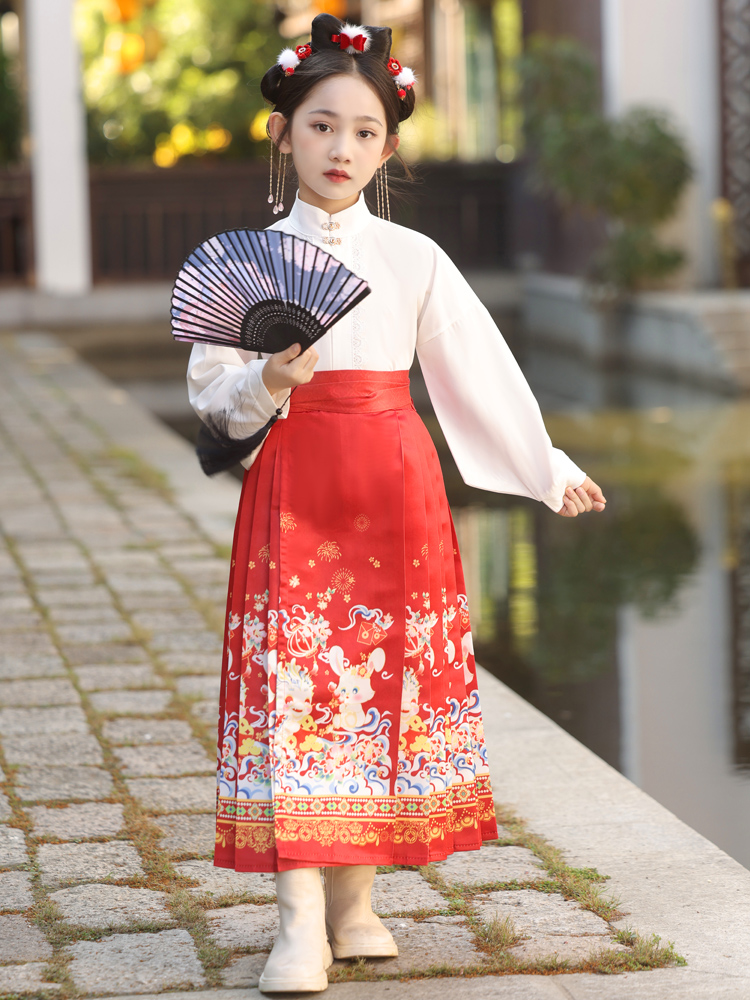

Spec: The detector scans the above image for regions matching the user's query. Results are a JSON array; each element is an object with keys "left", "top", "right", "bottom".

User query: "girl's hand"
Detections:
[
  {"left": 557, "top": 476, "right": 607, "bottom": 517},
  {"left": 261, "top": 343, "right": 319, "bottom": 395}
]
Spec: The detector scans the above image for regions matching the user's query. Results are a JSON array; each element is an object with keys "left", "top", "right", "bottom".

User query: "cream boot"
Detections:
[
  {"left": 324, "top": 865, "right": 398, "bottom": 959},
  {"left": 258, "top": 867, "right": 334, "bottom": 993}
]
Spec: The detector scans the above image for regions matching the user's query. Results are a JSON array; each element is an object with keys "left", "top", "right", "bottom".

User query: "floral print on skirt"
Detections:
[{"left": 215, "top": 370, "right": 498, "bottom": 871}]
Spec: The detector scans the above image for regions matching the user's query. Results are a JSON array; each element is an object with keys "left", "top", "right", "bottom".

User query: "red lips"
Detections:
[{"left": 325, "top": 170, "right": 350, "bottom": 179}]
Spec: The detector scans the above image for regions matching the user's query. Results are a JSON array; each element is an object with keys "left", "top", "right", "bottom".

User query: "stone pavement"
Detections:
[{"left": 0, "top": 331, "right": 742, "bottom": 999}]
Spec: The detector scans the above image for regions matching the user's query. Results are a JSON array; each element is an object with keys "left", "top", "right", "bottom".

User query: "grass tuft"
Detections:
[{"left": 475, "top": 914, "right": 522, "bottom": 954}]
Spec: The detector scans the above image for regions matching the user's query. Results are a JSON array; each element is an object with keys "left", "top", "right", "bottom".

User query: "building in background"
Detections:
[{"left": 0, "top": 0, "right": 748, "bottom": 295}]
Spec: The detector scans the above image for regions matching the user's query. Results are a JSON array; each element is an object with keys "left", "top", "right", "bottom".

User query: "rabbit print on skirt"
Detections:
[{"left": 215, "top": 370, "right": 498, "bottom": 872}]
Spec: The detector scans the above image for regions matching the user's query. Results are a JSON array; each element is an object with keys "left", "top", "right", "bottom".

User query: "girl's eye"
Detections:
[
  {"left": 314, "top": 123, "right": 332, "bottom": 132},
  {"left": 358, "top": 130, "right": 374, "bottom": 139}
]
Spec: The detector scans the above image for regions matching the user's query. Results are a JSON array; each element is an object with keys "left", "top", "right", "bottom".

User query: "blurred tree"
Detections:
[
  {"left": 0, "top": 3, "right": 22, "bottom": 165},
  {"left": 76, "top": 0, "right": 287, "bottom": 167},
  {"left": 519, "top": 35, "right": 693, "bottom": 294}
]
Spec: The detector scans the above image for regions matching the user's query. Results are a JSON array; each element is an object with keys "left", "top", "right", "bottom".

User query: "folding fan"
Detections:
[{"left": 171, "top": 228, "right": 371, "bottom": 355}]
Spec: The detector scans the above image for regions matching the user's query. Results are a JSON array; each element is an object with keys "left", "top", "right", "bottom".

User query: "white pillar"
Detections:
[
  {"left": 25, "top": 0, "right": 91, "bottom": 294},
  {"left": 601, "top": 0, "right": 721, "bottom": 289}
]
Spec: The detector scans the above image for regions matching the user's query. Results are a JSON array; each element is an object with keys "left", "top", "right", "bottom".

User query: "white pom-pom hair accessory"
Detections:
[
  {"left": 277, "top": 48, "right": 300, "bottom": 76},
  {"left": 386, "top": 57, "right": 416, "bottom": 99},
  {"left": 276, "top": 43, "right": 313, "bottom": 76}
]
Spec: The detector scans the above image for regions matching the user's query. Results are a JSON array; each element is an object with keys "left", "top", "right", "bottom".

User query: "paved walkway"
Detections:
[{"left": 0, "top": 331, "right": 748, "bottom": 999}]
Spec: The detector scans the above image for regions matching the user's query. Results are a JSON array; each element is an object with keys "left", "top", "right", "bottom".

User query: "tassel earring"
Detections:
[
  {"left": 267, "top": 144, "right": 287, "bottom": 215},
  {"left": 382, "top": 159, "right": 391, "bottom": 222},
  {"left": 374, "top": 162, "right": 391, "bottom": 222}
]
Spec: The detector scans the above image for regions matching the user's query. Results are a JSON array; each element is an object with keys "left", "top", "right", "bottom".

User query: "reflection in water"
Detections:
[{"left": 438, "top": 349, "right": 750, "bottom": 870}]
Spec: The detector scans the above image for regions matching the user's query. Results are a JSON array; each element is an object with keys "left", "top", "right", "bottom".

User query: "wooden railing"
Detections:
[
  {"left": 0, "top": 167, "right": 32, "bottom": 285},
  {"left": 0, "top": 158, "right": 602, "bottom": 285}
]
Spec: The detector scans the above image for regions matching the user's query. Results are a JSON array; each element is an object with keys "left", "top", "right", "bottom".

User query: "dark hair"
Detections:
[{"left": 260, "top": 13, "right": 416, "bottom": 184}]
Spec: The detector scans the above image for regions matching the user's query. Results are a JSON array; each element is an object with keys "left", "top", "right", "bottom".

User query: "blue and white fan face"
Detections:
[{"left": 171, "top": 229, "right": 371, "bottom": 354}]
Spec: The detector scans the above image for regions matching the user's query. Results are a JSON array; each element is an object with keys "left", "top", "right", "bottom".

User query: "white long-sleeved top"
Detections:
[{"left": 186, "top": 190, "right": 586, "bottom": 512}]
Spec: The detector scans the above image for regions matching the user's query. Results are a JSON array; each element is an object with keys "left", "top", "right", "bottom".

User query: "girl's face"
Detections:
[{"left": 270, "top": 73, "right": 399, "bottom": 213}]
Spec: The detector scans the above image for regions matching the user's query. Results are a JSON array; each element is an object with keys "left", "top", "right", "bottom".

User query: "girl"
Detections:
[{"left": 187, "top": 13, "right": 606, "bottom": 993}]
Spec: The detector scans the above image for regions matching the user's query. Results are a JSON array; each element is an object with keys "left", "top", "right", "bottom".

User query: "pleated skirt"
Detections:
[{"left": 214, "top": 369, "right": 498, "bottom": 871}]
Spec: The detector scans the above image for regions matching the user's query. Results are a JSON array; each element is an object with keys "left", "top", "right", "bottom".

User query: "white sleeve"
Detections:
[
  {"left": 416, "top": 244, "right": 586, "bottom": 513},
  {"left": 186, "top": 343, "right": 291, "bottom": 438}
]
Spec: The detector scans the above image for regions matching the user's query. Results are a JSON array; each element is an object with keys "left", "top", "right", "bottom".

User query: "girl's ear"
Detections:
[
  {"left": 268, "top": 111, "right": 292, "bottom": 154},
  {"left": 379, "top": 135, "right": 400, "bottom": 167}
]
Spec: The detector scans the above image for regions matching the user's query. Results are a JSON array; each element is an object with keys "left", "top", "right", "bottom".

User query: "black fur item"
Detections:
[{"left": 195, "top": 408, "right": 282, "bottom": 477}]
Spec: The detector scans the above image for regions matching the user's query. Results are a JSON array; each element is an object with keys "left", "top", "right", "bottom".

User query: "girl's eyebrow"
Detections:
[{"left": 307, "top": 108, "right": 383, "bottom": 126}]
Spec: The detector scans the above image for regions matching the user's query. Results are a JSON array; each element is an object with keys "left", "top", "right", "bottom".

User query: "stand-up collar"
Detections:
[{"left": 287, "top": 190, "right": 373, "bottom": 239}]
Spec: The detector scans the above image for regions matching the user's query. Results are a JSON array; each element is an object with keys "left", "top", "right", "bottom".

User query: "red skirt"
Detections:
[{"left": 215, "top": 370, "right": 498, "bottom": 871}]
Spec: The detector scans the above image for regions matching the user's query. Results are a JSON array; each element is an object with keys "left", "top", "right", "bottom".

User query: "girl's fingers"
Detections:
[
  {"left": 277, "top": 343, "right": 302, "bottom": 365},
  {"left": 575, "top": 486, "right": 593, "bottom": 512},
  {"left": 302, "top": 347, "right": 319, "bottom": 373},
  {"left": 585, "top": 478, "right": 607, "bottom": 505},
  {"left": 566, "top": 487, "right": 586, "bottom": 513},
  {"left": 559, "top": 495, "right": 578, "bottom": 517}
]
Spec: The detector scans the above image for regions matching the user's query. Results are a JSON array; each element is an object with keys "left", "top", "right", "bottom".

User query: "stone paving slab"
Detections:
[
  {"left": 15, "top": 764, "right": 114, "bottom": 802},
  {"left": 0, "top": 654, "right": 66, "bottom": 679},
  {"left": 174, "top": 675, "right": 219, "bottom": 699},
  {"left": 158, "top": 652, "right": 222, "bottom": 675},
  {"left": 0, "top": 705, "right": 89, "bottom": 735},
  {"left": 113, "top": 741, "right": 213, "bottom": 777},
  {"left": 153, "top": 633, "right": 222, "bottom": 654},
  {"left": 66, "top": 929, "right": 205, "bottom": 994},
  {"left": 66, "top": 645, "right": 149, "bottom": 666},
  {"left": 370, "top": 916, "right": 487, "bottom": 973},
  {"left": 0, "top": 825, "right": 29, "bottom": 868},
  {"left": 221, "top": 952, "right": 268, "bottom": 988},
  {"left": 0, "top": 790, "right": 11, "bottom": 820},
  {"left": 51, "top": 883, "right": 173, "bottom": 930},
  {"left": 75, "top": 664, "right": 165, "bottom": 691},
  {"left": 0, "top": 914, "right": 53, "bottom": 961},
  {"left": 37, "top": 841, "right": 144, "bottom": 888},
  {"left": 0, "top": 677, "right": 80, "bottom": 707},
  {"left": 0, "top": 870, "right": 34, "bottom": 910},
  {"left": 36, "top": 585, "right": 114, "bottom": 607},
  {"left": 174, "top": 859, "right": 276, "bottom": 899},
  {"left": 508, "top": 932, "right": 627, "bottom": 962},
  {"left": 125, "top": 776, "right": 215, "bottom": 813},
  {"left": 3, "top": 731, "right": 104, "bottom": 766},
  {"left": 205, "top": 902, "right": 279, "bottom": 950},
  {"left": 432, "top": 845, "right": 545, "bottom": 887},
  {"left": 371, "top": 871, "right": 448, "bottom": 915},
  {"left": 475, "top": 889, "right": 612, "bottom": 936},
  {"left": 89, "top": 689, "right": 173, "bottom": 715},
  {"left": 0, "top": 963, "right": 62, "bottom": 995},
  {"left": 56, "top": 622, "right": 135, "bottom": 644},
  {"left": 103, "top": 717, "right": 194, "bottom": 745},
  {"left": 48, "top": 605, "right": 121, "bottom": 623},
  {"left": 29, "top": 802, "right": 125, "bottom": 840},
  {"left": 153, "top": 813, "right": 215, "bottom": 856}
]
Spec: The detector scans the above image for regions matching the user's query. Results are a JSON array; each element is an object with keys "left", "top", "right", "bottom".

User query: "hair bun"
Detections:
[
  {"left": 310, "top": 13, "right": 392, "bottom": 62},
  {"left": 260, "top": 62, "right": 285, "bottom": 104}
]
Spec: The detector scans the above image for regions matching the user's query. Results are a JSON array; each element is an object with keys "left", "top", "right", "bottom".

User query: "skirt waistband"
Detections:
[{"left": 289, "top": 370, "right": 412, "bottom": 414}]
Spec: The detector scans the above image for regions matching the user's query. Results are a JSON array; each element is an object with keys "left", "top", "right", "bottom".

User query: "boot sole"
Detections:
[
  {"left": 330, "top": 941, "right": 399, "bottom": 959},
  {"left": 258, "top": 971, "right": 329, "bottom": 993}
]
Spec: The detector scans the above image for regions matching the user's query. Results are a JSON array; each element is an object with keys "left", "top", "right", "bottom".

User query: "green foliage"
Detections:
[
  {"left": 519, "top": 35, "right": 693, "bottom": 292},
  {"left": 0, "top": 45, "right": 22, "bottom": 164},
  {"left": 76, "top": 0, "right": 284, "bottom": 165}
]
